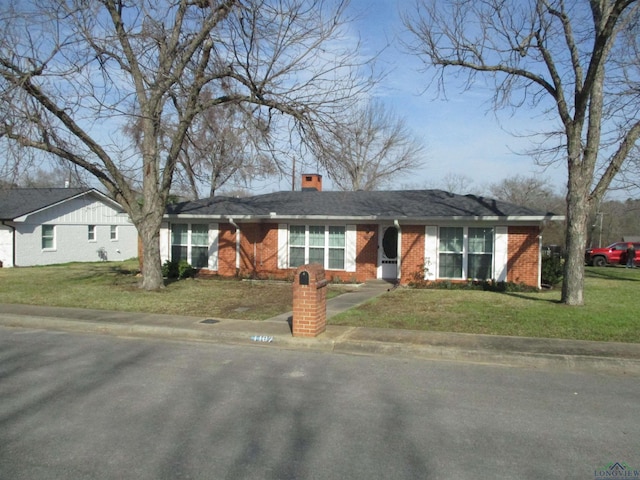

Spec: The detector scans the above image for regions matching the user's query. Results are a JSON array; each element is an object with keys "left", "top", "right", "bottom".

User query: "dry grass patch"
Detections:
[{"left": 0, "top": 260, "right": 295, "bottom": 320}]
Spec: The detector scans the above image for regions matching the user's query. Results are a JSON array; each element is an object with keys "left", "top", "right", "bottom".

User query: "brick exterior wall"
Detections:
[
  {"left": 399, "top": 225, "right": 426, "bottom": 284},
  {"left": 238, "top": 223, "right": 280, "bottom": 279},
  {"left": 198, "top": 222, "right": 541, "bottom": 288},
  {"left": 507, "top": 225, "right": 540, "bottom": 287},
  {"left": 205, "top": 222, "right": 380, "bottom": 283},
  {"left": 217, "top": 223, "right": 237, "bottom": 277},
  {"left": 354, "top": 224, "right": 378, "bottom": 283}
]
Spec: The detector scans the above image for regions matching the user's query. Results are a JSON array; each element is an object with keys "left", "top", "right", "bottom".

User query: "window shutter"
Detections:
[
  {"left": 345, "top": 224, "right": 356, "bottom": 272},
  {"left": 208, "top": 223, "right": 219, "bottom": 270},
  {"left": 277, "top": 224, "right": 288, "bottom": 269},
  {"left": 424, "top": 226, "right": 438, "bottom": 280},
  {"left": 159, "top": 222, "right": 170, "bottom": 264},
  {"left": 494, "top": 226, "right": 508, "bottom": 282}
]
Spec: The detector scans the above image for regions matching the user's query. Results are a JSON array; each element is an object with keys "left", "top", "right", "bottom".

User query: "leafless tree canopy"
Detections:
[
  {"left": 176, "top": 99, "right": 276, "bottom": 199},
  {"left": 404, "top": 0, "right": 640, "bottom": 305},
  {"left": 439, "top": 173, "right": 477, "bottom": 195},
  {"left": 314, "top": 100, "right": 425, "bottom": 190},
  {"left": 488, "top": 174, "right": 567, "bottom": 246},
  {"left": 0, "top": 0, "right": 372, "bottom": 289}
]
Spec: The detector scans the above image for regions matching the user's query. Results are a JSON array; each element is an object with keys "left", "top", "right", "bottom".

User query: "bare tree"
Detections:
[
  {"left": 440, "top": 173, "right": 476, "bottom": 195},
  {"left": 314, "top": 100, "right": 424, "bottom": 190},
  {"left": 489, "top": 175, "right": 566, "bottom": 246},
  {"left": 488, "top": 175, "right": 559, "bottom": 211},
  {"left": 126, "top": 89, "right": 275, "bottom": 200},
  {"left": 404, "top": 0, "right": 640, "bottom": 305},
  {"left": 589, "top": 197, "right": 640, "bottom": 247},
  {"left": 176, "top": 98, "right": 275, "bottom": 199},
  {"left": 18, "top": 165, "right": 90, "bottom": 189},
  {"left": 0, "top": 0, "right": 371, "bottom": 289}
]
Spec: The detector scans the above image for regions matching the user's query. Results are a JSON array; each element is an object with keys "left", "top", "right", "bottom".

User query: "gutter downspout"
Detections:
[
  {"left": 538, "top": 231, "right": 543, "bottom": 290},
  {"left": 227, "top": 217, "right": 240, "bottom": 271},
  {"left": 1, "top": 221, "right": 16, "bottom": 267},
  {"left": 394, "top": 219, "right": 402, "bottom": 283}
]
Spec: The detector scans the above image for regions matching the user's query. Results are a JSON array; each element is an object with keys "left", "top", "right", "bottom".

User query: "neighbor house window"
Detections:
[
  {"left": 288, "top": 225, "right": 345, "bottom": 270},
  {"left": 171, "top": 224, "right": 209, "bottom": 269},
  {"left": 42, "top": 225, "right": 55, "bottom": 250},
  {"left": 438, "top": 226, "right": 495, "bottom": 280},
  {"left": 110, "top": 225, "right": 118, "bottom": 240},
  {"left": 88, "top": 225, "right": 96, "bottom": 241},
  {"left": 439, "top": 227, "right": 463, "bottom": 278}
]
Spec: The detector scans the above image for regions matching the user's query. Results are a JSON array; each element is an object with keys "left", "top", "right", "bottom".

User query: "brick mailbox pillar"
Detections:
[{"left": 292, "top": 264, "right": 328, "bottom": 337}]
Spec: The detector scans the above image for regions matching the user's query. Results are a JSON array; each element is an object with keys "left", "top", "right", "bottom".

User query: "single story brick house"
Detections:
[
  {"left": 162, "top": 174, "right": 563, "bottom": 288},
  {"left": 0, "top": 188, "right": 138, "bottom": 267}
]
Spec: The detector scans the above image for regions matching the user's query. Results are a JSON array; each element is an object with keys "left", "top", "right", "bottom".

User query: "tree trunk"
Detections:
[
  {"left": 136, "top": 214, "right": 165, "bottom": 291},
  {"left": 561, "top": 164, "right": 592, "bottom": 306}
]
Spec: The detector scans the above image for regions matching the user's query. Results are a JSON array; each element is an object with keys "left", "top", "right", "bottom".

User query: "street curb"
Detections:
[
  {"left": 0, "top": 315, "right": 336, "bottom": 352},
  {"left": 332, "top": 339, "right": 640, "bottom": 375},
  {"left": 2, "top": 314, "right": 640, "bottom": 375}
]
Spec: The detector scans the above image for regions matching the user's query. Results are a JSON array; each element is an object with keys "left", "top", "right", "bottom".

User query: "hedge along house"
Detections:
[{"left": 162, "top": 174, "right": 564, "bottom": 288}]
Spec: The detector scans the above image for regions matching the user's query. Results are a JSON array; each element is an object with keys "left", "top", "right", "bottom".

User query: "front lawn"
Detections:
[
  {"left": 330, "top": 266, "right": 640, "bottom": 343},
  {"left": 1, "top": 260, "right": 638, "bottom": 342},
  {"left": 0, "top": 260, "right": 295, "bottom": 320}
]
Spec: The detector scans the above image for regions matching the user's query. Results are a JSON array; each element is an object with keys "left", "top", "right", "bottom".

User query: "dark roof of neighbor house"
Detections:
[
  {"left": 0, "top": 188, "right": 90, "bottom": 220},
  {"left": 166, "top": 189, "right": 556, "bottom": 220}
]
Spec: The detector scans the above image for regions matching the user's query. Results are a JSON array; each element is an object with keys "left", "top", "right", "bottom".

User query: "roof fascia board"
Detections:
[
  {"left": 86, "top": 189, "right": 126, "bottom": 211},
  {"left": 13, "top": 189, "right": 120, "bottom": 222},
  {"left": 164, "top": 213, "right": 564, "bottom": 223}
]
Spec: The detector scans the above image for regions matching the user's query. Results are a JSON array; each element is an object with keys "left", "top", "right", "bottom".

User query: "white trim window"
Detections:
[
  {"left": 171, "top": 224, "right": 209, "bottom": 269},
  {"left": 110, "top": 225, "right": 118, "bottom": 241},
  {"left": 190, "top": 224, "right": 209, "bottom": 269},
  {"left": 42, "top": 225, "right": 55, "bottom": 250},
  {"left": 438, "top": 226, "right": 495, "bottom": 280},
  {"left": 288, "top": 225, "right": 346, "bottom": 270},
  {"left": 88, "top": 225, "right": 96, "bottom": 242},
  {"left": 468, "top": 227, "right": 494, "bottom": 280},
  {"left": 328, "top": 226, "right": 346, "bottom": 269},
  {"left": 438, "top": 227, "right": 463, "bottom": 279}
]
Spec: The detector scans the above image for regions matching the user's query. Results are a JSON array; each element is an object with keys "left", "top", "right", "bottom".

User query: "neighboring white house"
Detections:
[{"left": 0, "top": 188, "right": 138, "bottom": 267}]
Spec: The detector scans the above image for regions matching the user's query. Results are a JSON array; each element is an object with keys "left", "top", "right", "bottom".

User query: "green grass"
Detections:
[
  {"left": 331, "top": 267, "right": 640, "bottom": 343},
  {"left": 1, "top": 260, "right": 639, "bottom": 342},
  {"left": 0, "top": 260, "right": 295, "bottom": 320}
]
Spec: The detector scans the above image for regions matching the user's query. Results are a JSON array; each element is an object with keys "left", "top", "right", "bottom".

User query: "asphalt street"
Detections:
[{"left": 1, "top": 326, "right": 638, "bottom": 480}]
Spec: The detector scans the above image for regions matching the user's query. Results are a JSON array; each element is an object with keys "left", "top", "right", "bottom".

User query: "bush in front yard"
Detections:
[
  {"left": 541, "top": 255, "right": 564, "bottom": 287},
  {"left": 162, "top": 260, "right": 195, "bottom": 279}
]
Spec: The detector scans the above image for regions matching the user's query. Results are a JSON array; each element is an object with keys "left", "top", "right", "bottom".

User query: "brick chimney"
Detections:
[{"left": 301, "top": 173, "right": 322, "bottom": 191}]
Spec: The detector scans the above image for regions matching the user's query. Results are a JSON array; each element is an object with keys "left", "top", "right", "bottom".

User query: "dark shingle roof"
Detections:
[
  {"left": 0, "top": 188, "right": 89, "bottom": 220},
  {"left": 166, "top": 189, "right": 552, "bottom": 219}
]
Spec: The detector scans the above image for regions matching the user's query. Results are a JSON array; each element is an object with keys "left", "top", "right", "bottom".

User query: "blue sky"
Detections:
[{"left": 327, "top": 0, "right": 569, "bottom": 195}]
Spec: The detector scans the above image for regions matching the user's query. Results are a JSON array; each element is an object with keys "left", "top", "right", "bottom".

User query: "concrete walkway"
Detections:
[
  {"left": 265, "top": 279, "right": 393, "bottom": 323},
  {"left": 1, "top": 281, "right": 639, "bottom": 375}
]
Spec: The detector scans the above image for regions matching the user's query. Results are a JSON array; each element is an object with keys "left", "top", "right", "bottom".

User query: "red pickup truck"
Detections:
[{"left": 585, "top": 242, "right": 640, "bottom": 267}]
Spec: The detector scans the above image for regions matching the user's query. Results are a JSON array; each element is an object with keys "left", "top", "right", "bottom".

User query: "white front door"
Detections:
[{"left": 379, "top": 225, "right": 398, "bottom": 280}]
